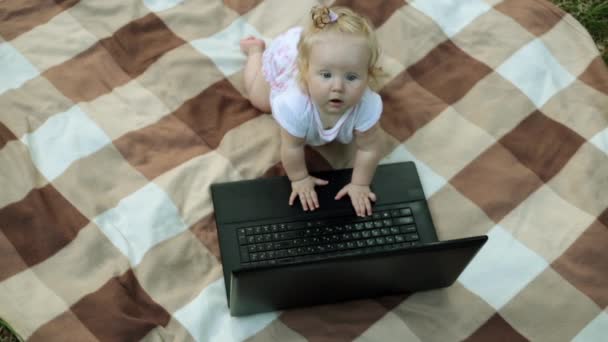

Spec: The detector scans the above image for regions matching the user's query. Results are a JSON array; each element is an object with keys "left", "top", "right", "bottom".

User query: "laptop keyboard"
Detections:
[{"left": 236, "top": 204, "right": 419, "bottom": 268}]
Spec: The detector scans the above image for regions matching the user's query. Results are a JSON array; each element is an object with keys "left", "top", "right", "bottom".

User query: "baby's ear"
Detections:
[
  {"left": 297, "top": 75, "right": 310, "bottom": 94},
  {"left": 368, "top": 65, "right": 386, "bottom": 91}
]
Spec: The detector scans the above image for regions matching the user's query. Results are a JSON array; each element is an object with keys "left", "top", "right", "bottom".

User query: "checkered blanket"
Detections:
[{"left": 1, "top": 0, "right": 607, "bottom": 341}]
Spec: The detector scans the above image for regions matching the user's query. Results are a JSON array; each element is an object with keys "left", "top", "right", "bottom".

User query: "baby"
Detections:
[{"left": 240, "top": 6, "right": 384, "bottom": 217}]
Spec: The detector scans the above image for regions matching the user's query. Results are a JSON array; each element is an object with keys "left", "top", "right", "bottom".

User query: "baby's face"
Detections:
[{"left": 306, "top": 32, "right": 370, "bottom": 117}]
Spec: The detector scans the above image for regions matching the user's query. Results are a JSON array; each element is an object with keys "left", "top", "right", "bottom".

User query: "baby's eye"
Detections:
[
  {"left": 346, "top": 74, "right": 359, "bottom": 81},
  {"left": 321, "top": 72, "right": 332, "bottom": 79}
]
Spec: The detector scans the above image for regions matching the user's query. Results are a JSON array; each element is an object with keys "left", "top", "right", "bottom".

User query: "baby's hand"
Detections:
[
  {"left": 289, "top": 176, "right": 329, "bottom": 211},
  {"left": 335, "top": 183, "right": 377, "bottom": 217}
]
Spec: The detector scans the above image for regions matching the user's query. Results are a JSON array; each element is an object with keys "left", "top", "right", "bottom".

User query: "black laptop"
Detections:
[{"left": 210, "top": 161, "right": 487, "bottom": 316}]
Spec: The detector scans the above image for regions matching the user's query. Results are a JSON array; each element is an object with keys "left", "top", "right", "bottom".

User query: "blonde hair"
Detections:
[{"left": 296, "top": 6, "right": 382, "bottom": 91}]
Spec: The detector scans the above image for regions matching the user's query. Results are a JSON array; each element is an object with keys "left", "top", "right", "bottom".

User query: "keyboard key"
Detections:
[
  {"left": 405, "top": 233, "right": 419, "bottom": 241},
  {"left": 395, "top": 217, "right": 414, "bottom": 225},
  {"left": 288, "top": 222, "right": 306, "bottom": 230},
  {"left": 400, "top": 225, "right": 416, "bottom": 233},
  {"left": 381, "top": 212, "right": 391, "bottom": 219},
  {"left": 274, "top": 241, "right": 292, "bottom": 249},
  {"left": 399, "top": 208, "right": 412, "bottom": 216},
  {"left": 280, "top": 231, "right": 298, "bottom": 239},
  {"left": 373, "top": 221, "right": 383, "bottom": 228}
]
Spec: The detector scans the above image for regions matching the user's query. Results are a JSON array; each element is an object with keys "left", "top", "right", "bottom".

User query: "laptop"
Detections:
[{"left": 210, "top": 161, "right": 487, "bottom": 316}]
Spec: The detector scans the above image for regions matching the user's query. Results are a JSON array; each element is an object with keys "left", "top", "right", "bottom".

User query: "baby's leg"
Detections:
[{"left": 240, "top": 37, "right": 271, "bottom": 113}]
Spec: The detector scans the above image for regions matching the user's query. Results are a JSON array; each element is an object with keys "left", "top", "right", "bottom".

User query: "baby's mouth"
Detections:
[{"left": 329, "top": 99, "right": 343, "bottom": 105}]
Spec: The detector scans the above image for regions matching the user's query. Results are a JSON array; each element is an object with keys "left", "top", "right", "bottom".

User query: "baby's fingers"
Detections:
[
  {"left": 368, "top": 191, "right": 377, "bottom": 202},
  {"left": 300, "top": 192, "right": 310, "bottom": 211},
  {"left": 351, "top": 197, "right": 362, "bottom": 217},
  {"left": 311, "top": 190, "right": 320, "bottom": 209},
  {"left": 289, "top": 191, "right": 297, "bottom": 206},
  {"left": 364, "top": 197, "right": 373, "bottom": 216},
  {"left": 335, "top": 187, "right": 347, "bottom": 200}
]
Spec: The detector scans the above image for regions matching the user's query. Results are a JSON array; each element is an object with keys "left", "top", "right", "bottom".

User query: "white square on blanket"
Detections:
[
  {"left": 94, "top": 182, "right": 188, "bottom": 266},
  {"left": 143, "top": 0, "right": 185, "bottom": 12},
  {"left": 590, "top": 127, "right": 608, "bottom": 156},
  {"left": 458, "top": 225, "right": 548, "bottom": 310},
  {"left": 573, "top": 311, "right": 608, "bottom": 342},
  {"left": 410, "top": 0, "right": 492, "bottom": 37},
  {"left": 190, "top": 17, "right": 269, "bottom": 76},
  {"left": 21, "top": 105, "right": 112, "bottom": 181},
  {"left": 0, "top": 43, "right": 40, "bottom": 95},
  {"left": 497, "top": 39, "right": 576, "bottom": 108}
]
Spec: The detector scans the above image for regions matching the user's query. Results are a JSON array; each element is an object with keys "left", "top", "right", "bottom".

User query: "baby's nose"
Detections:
[{"left": 331, "top": 77, "right": 344, "bottom": 90}]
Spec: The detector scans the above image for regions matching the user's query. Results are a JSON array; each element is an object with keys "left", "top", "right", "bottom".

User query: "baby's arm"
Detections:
[
  {"left": 280, "top": 127, "right": 328, "bottom": 211},
  {"left": 280, "top": 127, "right": 308, "bottom": 181},
  {"left": 351, "top": 123, "right": 383, "bottom": 185},
  {"left": 335, "top": 123, "right": 383, "bottom": 217}
]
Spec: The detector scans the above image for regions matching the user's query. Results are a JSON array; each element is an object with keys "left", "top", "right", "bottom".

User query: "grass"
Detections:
[
  {"left": 0, "top": 2, "right": 604, "bottom": 342},
  {"left": 550, "top": 0, "right": 608, "bottom": 65}
]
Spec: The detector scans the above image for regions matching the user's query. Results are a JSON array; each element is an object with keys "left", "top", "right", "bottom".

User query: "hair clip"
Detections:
[{"left": 312, "top": 6, "right": 339, "bottom": 29}]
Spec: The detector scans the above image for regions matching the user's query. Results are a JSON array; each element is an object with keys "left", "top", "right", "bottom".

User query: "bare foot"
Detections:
[{"left": 240, "top": 36, "right": 265, "bottom": 55}]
